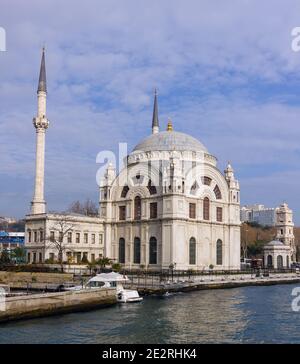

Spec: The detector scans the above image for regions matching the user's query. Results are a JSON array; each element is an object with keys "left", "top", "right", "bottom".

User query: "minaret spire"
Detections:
[
  {"left": 152, "top": 88, "right": 159, "bottom": 134},
  {"left": 31, "top": 48, "right": 49, "bottom": 215},
  {"left": 37, "top": 47, "right": 47, "bottom": 93}
]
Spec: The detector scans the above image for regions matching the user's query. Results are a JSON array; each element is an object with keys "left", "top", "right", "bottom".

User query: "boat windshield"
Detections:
[{"left": 86, "top": 281, "right": 105, "bottom": 288}]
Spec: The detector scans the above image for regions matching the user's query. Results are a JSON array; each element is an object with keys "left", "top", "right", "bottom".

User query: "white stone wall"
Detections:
[
  {"left": 25, "top": 214, "right": 104, "bottom": 264},
  {"left": 100, "top": 150, "right": 241, "bottom": 271},
  {"left": 264, "top": 246, "right": 291, "bottom": 268}
]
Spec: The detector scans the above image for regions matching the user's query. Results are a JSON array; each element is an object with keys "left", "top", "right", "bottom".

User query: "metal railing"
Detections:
[{"left": 120, "top": 268, "right": 297, "bottom": 288}]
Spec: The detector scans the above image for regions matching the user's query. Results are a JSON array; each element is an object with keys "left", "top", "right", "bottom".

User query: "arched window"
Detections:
[
  {"left": 277, "top": 255, "right": 283, "bottom": 269},
  {"left": 134, "top": 196, "right": 141, "bottom": 220},
  {"left": 286, "top": 255, "right": 290, "bottom": 268},
  {"left": 214, "top": 185, "right": 222, "bottom": 200},
  {"left": 202, "top": 176, "right": 212, "bottom": 186},
  {"left": 190, "top": 181, "right": 199, "bottom": 195},
  {"left": 189, "top": 237, "right": 196, "bottom": 265},
  {"left": 216, "top": 239, "right": 223, "bottom": 265},
  {"left": 119, "top": 238, "right": 125, "bottom": 263},
  {"left": 121, "top": 185, "right": 129, "bottom": 198},
  {"left": 203, "top": 197, "right": 210, "bottom": 220},
  {"left": 149, "top": 237, "right": 157, "bottom": 264},
  {"left": 267, "top": 255, "right": 273, "bottom": 267},
  {"left": 147, "top": 180, "right": 157, "bottom": 195},
  {"left": 134, "top": 237, "right": 141, "bottom": 264}
]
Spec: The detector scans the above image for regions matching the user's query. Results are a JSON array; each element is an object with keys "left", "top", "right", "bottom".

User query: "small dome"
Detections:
[
  {"left": 133, "top": 131, "right": 208, "bottom": 153},
  {"left": 267, "top": 240, "right": 284, "bottom": 246}
]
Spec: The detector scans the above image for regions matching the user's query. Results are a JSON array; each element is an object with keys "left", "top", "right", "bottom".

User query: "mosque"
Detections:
[{"left": 25, "top": 49, "right": 274, "bottom": 271}]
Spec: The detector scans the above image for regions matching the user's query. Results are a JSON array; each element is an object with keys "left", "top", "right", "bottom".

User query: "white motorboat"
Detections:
[{"left": 65, "top": 272, "right": 143, "bottom": 303}]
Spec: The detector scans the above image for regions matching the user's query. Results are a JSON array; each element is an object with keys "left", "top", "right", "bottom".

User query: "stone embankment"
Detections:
[
  {"left": 0, "top": 271, "right": 73, "bottom": 285},
  {"left": 0, "top": 288, "right": 116, "bottom": 323},
  {"left": 0, "top": 271, "right": 78, "bottom": 291}
]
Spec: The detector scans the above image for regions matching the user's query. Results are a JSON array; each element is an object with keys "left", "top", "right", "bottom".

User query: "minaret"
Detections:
[
  {"left": 152, "top": 89, "right": 159, "bottom": 134},
  {"left": 31, "top": 48, "right": 49, "bottom": 214}
]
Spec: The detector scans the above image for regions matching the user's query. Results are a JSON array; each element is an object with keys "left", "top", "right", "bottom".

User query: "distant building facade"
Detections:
[
  {"left": 0, "top": 231, "right": 25, "bottom": 252},
  {"left": 0, "top": 216, "right": 17, "bottom": 225},
  {"left": 241, "top": 204, "right": 279, "bottom": 227}
]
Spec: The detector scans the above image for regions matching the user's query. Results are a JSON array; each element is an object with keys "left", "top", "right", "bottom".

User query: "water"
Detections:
[{"left": 0, "top": 284, "right": 300, "bottom": 344}]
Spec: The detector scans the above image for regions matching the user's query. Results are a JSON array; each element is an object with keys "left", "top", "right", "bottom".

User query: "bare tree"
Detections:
[
  {"left": 44, "top": 216, "right": 75, "bottom": 272},
  {"left": 68, "top": 198, "right": 98, "bottom": 216},
  {"left": 68, "top": 200, "right": 81, "bottom": 214}
]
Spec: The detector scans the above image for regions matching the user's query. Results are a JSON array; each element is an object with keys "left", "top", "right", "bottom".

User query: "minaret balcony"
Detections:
[{"left": 33, "top": 116, "right": 49, "bottom": 129}]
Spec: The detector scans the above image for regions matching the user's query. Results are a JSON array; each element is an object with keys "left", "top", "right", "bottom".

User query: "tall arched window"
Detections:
[
  {"left": 119, "top": 238, "right": 125, "bottom": 263},
  {"left": 267, "top": 255, "right": 273, "bottom": 267},
  {"left": 203, "top": 197, "right": 210, "bottom": 220},
  {"left": 216, "top": 239, "right": 223, "bottom": 265},
  {"left": 277, "top": 255, "right": 283, "bottom": 269},
  {"left": 121, "top": 185, "right": 129, "bottom": 198},
  {"left": 214, "top": 185, "right": 222, "bottom": 200},
  {"left": 134, "top": 237, "right": 141, "bottom": 264},
  {"left": 190, "top": 181, "right": 199, "bottom": 195},
  {"left": 149, "top": 237, "right": 157, "bottom": 264},
  {"left": 147, "top": 180, "right": 157, "bottom": 195},
  {"left": 134, "top": 196, "right": 141, "bottom": 220},
  {"left": 189, "top": 237, "right": 196, "bottom": 265}
]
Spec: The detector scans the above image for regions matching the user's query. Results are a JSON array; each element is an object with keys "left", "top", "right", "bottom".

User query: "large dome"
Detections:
[{"left": 133, "top": 131, "right": 208, "bottom": 153}]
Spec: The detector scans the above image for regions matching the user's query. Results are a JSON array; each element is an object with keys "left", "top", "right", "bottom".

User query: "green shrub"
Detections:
[{"left": 112, "top": 263, "right": 122, "bottom": 272}]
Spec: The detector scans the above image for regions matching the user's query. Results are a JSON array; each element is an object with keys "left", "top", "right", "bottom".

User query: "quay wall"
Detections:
[
  {"left": 0, "top": 272, "right": 73, "bottom": 287},
  {"left": 0, "top": 288, "right": 116, "bottom": 323}
]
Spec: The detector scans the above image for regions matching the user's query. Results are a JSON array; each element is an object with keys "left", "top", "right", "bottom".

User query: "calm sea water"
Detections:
[{"left": 0, "top": 284, "right": 299, "bottom": 344}]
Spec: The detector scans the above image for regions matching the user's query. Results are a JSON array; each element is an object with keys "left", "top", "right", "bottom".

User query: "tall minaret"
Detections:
[
  {"left": 152, "top": 89, "right": 159, "bottom": 134},
  {"left": 31, "top": 48, "right": 49, "bottom": 214}
]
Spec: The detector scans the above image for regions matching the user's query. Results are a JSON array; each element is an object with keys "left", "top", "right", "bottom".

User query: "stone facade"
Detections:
[
  {"left": 263, "top": 203, "right": 296, "bottom": 268},
  {"left": 275, "top": 203, "right": 296, "bottom": 261},
  {"left": 263, "top": 241, "right": 291, "bottom": 268},
  {"left": 100, "top": 131, "right": 241, "bottom": 271},
  {"left": 25, "top": 213, "right": 104, "bottom": 264}
]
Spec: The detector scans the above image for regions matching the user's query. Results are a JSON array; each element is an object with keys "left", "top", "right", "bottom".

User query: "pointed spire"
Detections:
[
  {"left": 37, "top": 47, "right": 47, "bottom": 93},
  {"left": 152, "top": 88, "right": 159, "bottom": 134}
]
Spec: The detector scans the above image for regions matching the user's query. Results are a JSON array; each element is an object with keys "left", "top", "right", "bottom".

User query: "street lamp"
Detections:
[{"left": 169, "top": 262, "right": 176, "bottom": 282}]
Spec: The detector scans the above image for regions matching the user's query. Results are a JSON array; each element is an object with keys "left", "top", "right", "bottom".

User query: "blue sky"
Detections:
[{"left": 1, "top": 0, "right": 300, "bottom": 223}]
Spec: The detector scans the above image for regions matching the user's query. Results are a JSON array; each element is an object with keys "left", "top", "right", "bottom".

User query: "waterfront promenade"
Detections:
[
  {"left": 132, "top": 273, "right": 300, "bottom": 295},
  {"left": 125, "top": 271, "right": 300, "bottom": 295}
]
